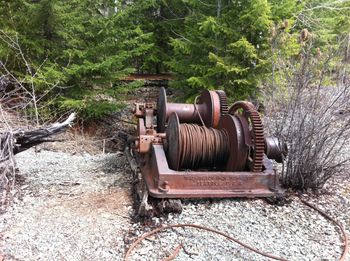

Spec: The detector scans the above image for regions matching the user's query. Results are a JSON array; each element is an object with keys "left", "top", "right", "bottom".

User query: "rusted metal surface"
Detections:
[
  {"left": 265, "top": 137, "right": 287, "bottom": 163},
  {"left": 218, "top": 114, "right": 248, "bottom": 171},
  {"left": 165, "top": 113, "right": 181, "bottom": 170},
  {"left": 165, "top": 113, "right": 229, "bottom": 171},
  {"left": 157, "top": 87, "right": 199, "bottom": 133},
  {"left": 197, "top": 89, "right": 221, "bottom": 128},
  {"left": 133, "top": 87, "right": 285, "bottom": 199},
  {"left": 216, "top": 90, "right": 229, "bottom": 115},
  {"left": 156, "top": 87, "right": 225, "bottom": 132},
  {"left": 228, "top": 101, "right": 265, "bottom": 172},
  {"left": 140, "top": 145, "right": 279, "bottom": 198}
]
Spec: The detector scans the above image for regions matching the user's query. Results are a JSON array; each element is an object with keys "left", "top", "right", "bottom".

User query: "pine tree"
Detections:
[
  {"left": 1, "top": 0, "right": 349, "bottom": 119},
  {"left": 0, "top": 0, "right": 154, "bottom": 120},
  {"left": 166, "top": 0, "right": 273, "bottom": 99}
]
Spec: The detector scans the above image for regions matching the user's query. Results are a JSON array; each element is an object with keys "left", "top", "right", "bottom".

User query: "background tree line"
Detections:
[{"left": 0, "top": 0, "right": 349, "bottom": 120}]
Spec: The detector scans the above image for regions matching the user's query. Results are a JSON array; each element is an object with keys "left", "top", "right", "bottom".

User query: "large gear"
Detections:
[
  {"left": 228, "top": 101, "right": 265, "bottom": 172},
  {"left": 216, "top": 90, "right": 229, "bottom": 115}
]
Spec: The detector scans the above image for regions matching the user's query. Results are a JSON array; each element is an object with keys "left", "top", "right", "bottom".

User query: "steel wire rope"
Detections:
[
  {"left": 124, "top": 200, "right": 348, "bottom": 261},
  {"left": 124, "top": 223, "right": 288, "bottom": 261},
  {"left": 178, "top": 123, "right": 229, "bottom": 170},
  {"left": 194, "top": 95, "right": 205, "bottom": 126},
  {"left": 300, "top": 198, "right": 348, "bottom": 261}
]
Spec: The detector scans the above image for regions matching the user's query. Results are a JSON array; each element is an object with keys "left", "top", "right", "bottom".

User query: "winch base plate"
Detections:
[{"left": 140, "top": 145, "right": 283, "bottom": 199}]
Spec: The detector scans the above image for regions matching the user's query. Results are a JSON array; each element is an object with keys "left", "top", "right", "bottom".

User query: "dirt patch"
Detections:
[{"left": 60, "top": 189, "right": 131, "bottom": 217}]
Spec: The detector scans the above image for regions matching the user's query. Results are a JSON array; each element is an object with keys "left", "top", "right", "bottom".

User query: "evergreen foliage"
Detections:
[
  {"left": 0, "top": 0, "right": 153, "bottom": 120},
  {"left": 0, "top": 0, "right": 349, "bottom": 119},
  {"left": 166, "top": 0, "right": 273, "bottom": 99}
]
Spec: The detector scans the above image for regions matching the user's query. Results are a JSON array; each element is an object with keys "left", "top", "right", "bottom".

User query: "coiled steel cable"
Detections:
[{"left": 178, "top": 124, "right": 229, "bottom": 170}]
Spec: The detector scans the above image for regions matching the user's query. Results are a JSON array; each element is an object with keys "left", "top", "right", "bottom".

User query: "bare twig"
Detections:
[
  {"left": 264, "top": 41, "right": 350, "bottom": 190},
  {"left": 0, "top": 30, "right": 61, "bottom": 125},
  {"left": 0, "top": 132, "right": 16, "bottom": 211}
]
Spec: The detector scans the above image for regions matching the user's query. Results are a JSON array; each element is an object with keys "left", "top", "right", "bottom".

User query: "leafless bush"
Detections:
[
  {"left": 264, "top": 44, "right": 350, "bottom": 190},
  {"left": 0, "top": 30, "right": 61, "bottom": 126},
  {"left": 0, "top": 132, "right": 16, "bottom": 212}
]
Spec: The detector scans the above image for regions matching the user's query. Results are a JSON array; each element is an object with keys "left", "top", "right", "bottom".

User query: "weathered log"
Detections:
[
  {"left": 3, "top": 113, "right": 76, "bottom": 155},
  {"left": 1, "top": 113, "right": 75, "bottom": 208}
]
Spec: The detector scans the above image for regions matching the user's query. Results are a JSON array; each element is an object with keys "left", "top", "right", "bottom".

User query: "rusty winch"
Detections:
[{"left": 133, "top": 88, "right": 284, "bottom": 199}]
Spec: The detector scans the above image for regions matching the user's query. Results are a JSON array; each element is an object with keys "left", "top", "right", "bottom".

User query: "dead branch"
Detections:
[
  {"left": 0, "top": 132, "right": 16, "bottom": 211},
  {"left": 0, "top": 112, "right": 75, "bottom": 211},
  {"left": 12, "top": 113, "right": 76, "bottom": 154}
]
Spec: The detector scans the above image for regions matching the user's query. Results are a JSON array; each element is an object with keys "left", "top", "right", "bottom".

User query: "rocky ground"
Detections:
[
  {"left": 0, "top": 149, "right": 133, "bottom": 260},
  {"left": 0, "top": 145, "right": 349, "bottom": 261},
  {"left": 0, "top": 86, "right": 349, "bottom": 261},
  {"left": 128, "top": 174, "right": 350, "bottom": 261}
]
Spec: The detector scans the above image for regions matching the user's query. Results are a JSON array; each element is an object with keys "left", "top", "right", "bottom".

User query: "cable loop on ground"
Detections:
[{"left": 124, "top": 223, "right": 288, "bottom": 261}]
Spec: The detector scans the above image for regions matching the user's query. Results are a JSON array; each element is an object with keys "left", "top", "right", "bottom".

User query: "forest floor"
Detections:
[{"left": 0, "top": 86, "right": 349, "bottom": 261}]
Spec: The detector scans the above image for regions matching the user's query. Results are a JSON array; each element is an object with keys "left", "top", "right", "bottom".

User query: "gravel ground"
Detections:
[
  {"left": 0, "top": 148, "right": 133, "bottom": 260},
  {"left": 0, "top": 84, "right": 349, "bottom": 261},
  {"left": 129, "top": 193, "right": 348, "bottom": 261},
  {"left": 0, "top": 146, "right": 349, "bottom": 261}
]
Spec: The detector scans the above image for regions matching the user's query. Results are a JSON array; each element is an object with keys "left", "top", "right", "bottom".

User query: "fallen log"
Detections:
[
  {"left": 0, "top": 113, "right": 75, "bottom": 209},
  {"left": 11, "top": 113, "right": 76, "bottom": 154}
]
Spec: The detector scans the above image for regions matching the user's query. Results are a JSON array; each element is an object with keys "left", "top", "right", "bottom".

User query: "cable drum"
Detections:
[{"left": 166, "top": 113, "right": 230, "bottom": 171}]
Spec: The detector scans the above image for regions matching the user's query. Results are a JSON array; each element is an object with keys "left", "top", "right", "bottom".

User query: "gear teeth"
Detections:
[
  {"left": 229, "top": 101, "right": 265, "bottom": 172},
  {"left": 216, "top": 90, "right": 229, "bottom": 115}
]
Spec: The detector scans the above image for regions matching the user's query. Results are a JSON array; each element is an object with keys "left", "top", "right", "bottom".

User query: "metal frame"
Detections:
[
  {"left": 134, "top": 88, "right": 284, "bottom": 199},
  {"left": 140, "top": 145, "right": 280, "bottom": 198}
]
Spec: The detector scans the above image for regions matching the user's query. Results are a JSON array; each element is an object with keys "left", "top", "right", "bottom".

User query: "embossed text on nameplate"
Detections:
[{"left": 183, "top": 176, "right": 245, "bottom": 187}]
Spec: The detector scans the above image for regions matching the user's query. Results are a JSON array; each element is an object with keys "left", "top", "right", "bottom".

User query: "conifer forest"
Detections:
[
  {"left": 1, "top": 0, "right": 349, "bottom": 119},
  {"left": 0, "top": 1, "right": 350, "bottom": 260}
]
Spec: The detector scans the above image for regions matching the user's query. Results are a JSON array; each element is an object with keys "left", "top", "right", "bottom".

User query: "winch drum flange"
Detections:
[{"left": 157, "top": 87, "right": 226, "bottom": 132}]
